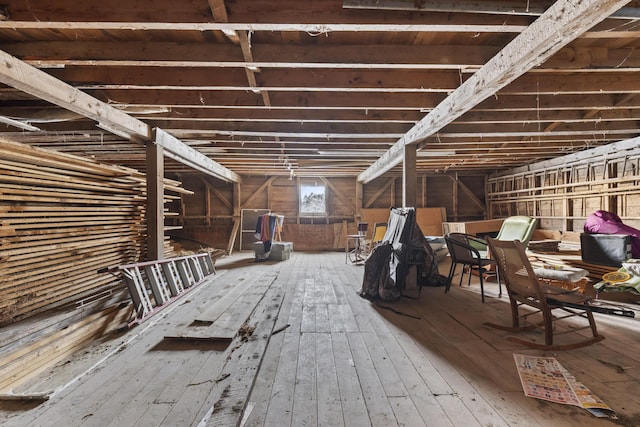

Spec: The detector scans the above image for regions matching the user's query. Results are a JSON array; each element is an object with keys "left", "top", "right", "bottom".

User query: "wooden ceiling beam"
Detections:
[
  {"left": 0, "top": 20, "right": 634, "bottom": 38},
  {"left": 358, "top": 0, "right": 634, "bottom": 183},
  {"left": 0, "top": 49, "right": 239, "bottom": 182},
  {"left": 0, "top": 21, "right": 528, "bottom": 33},
  {"left": 7, "top": 94, "right": 640, "bottom": 126},
  {"left": 79, "top": 90, "right": 448, "bottom": 108},
  {"left": 0, "top": 49, "right": 149, "bottom": 141},
  {"left": 32, "top": 67, "right": 640, "bottom": 95},
  {"left": 141, "top": 118, "right": 638, "bottom": 135},
  {"left": 343, "top": 0, "right": 640, "bottom": 20},
  {"left": 154, "top": 129, "right": 240, "bottom": 183},
  {"left": 11, "top": 88, "right": 640, "bottom": 113},
  {"left": 86, "top": 93, "right": 640, "bottom": 112},
  {"left": 10, "top": 42, "right": 640, "bottom": 72}
]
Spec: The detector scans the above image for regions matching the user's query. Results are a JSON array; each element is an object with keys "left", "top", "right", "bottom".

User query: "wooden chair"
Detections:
[
  {"left": 444, "top": 232, "right": 500, "bottom": 303},
  {"left": 485, "top": 237, "right": 604, "bottom": 351}
]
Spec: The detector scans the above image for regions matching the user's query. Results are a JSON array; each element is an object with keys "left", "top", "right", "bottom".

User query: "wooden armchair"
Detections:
[{"left": 485, "top": 237, "right": 604, "bottom": 351}]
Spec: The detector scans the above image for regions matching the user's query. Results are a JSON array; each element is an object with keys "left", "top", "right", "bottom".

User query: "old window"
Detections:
[{"left": 299, "top": 182, "right": 326, "bottom": 215}]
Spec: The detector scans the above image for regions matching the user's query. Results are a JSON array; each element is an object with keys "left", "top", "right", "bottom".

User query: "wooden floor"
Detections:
[{"left": 2, "top": 251, "right": 640, "bottom": 427}]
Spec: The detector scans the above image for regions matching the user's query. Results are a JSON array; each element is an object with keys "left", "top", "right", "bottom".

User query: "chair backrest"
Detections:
[
  {"left": 445, "top": 233, "right": 480, "bottom": 264},
  {"left": 371, "top": 222, "right": 387, "bottom": 244},
  {"left": 485, "top": 237, "right": 543, "bottom": 302},
  {"left": 496, "top": 216, "right": 538, "bottom": 246},
  {"left": 357, "top": 222, "right": 368, "bottom": 236}
]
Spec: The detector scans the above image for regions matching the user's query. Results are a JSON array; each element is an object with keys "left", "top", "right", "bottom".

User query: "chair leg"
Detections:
[
  {"left": 445, "top": 262, "right": 456, "bottom": 293},
  {"left": 487, "top": 302, "right": 605, "bottom": 351},
  {"left": 478, "top": 266, "right": 485, "bottom": 303},
  {"left": 586, "top": 310, "right": 600, "bottom": 339}
]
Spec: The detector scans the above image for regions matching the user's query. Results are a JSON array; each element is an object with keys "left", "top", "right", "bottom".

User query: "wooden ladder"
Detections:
[{"left": 101, "top": 253, "right": 216, "bottom": 325}]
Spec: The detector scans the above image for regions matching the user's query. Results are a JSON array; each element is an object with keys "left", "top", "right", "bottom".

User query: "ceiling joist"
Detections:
[
  {"left": 0, "top": 0, "right": 639, "bottom": 178},
  {"left": 358, "top": 0, "right": 634, "bottom": 183}
]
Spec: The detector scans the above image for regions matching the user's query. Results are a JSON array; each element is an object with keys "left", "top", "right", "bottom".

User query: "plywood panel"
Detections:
[
  {"left": 416, "top": 207, "right": 447, "bottom": 236},
  {"left": 362, "top": 207, "right": 447, "bottom": 237},
  {"left": 360, "top": 208, "right": 391, "bottom": 228}
]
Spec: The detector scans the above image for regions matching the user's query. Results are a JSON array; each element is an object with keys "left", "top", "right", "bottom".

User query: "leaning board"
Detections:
[{"left": 361, "top": 207, "right": 447, "bottom": 236}]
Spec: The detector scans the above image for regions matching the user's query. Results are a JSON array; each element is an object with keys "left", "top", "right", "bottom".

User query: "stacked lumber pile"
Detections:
[
  {"left": 528, "top": 240, "right": 617, "bottom": 283},
  {"left": 0, "top": 138, "right": 189, "bottom": 324},
  {"left": 0, "top": 303, "right": 133, "bottom": 398},
  {"left": 528, "top": 240, "right": 560, "bottom": 252}
]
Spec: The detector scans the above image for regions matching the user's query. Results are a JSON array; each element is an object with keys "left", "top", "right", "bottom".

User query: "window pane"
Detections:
[{"left": 300, "top": 184, "right": 326, "bottom": 214}]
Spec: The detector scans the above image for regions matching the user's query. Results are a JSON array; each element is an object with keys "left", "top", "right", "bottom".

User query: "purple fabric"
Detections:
[{"left": 584, "top": 210, "right": 640, "bottom": 258}]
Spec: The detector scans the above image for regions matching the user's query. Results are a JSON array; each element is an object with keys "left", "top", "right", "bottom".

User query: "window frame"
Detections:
[{"left": 298, "top": 180, "right": 327, "bottom": 216}]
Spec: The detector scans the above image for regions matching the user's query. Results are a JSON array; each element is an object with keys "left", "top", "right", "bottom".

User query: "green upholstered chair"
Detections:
[
  {"left": 472, "top": 216, "right": 538, "bottom": 256},
  {"left": 495, "top": 216, "right": 538, "bottom": 246}
]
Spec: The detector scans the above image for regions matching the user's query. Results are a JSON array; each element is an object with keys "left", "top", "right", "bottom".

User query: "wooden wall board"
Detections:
[
  {"left": 281, "top": 224, "right": 338, "bottom": 251},
  {"left": 171, "top": 172, "right": 481, "bottom": 251},
  {"left": 488, "top": 145, "right": 640, "bottom": 232}
]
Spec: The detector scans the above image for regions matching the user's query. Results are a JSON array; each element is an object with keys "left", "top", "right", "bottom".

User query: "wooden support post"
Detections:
[
  {"left": 146, "top": 142, "right": 164, "bottom": 260},
  {"left": 453, "top": 173, "right": 459, "bottom": 221},
  {"left": 227, "top": 182, "right": 241, "bottom": 255},
  {"left": 390, "top": 177, "right": 396, "bottom": 207},
  {"left": 403, "top": 144, "right": 417, "bottom": 208},
  {"left": 205, "top": 181, "right": 211, "bottom": 226},
  {"left": 355, "top": 179, "right": 363, "bottom": 222}
]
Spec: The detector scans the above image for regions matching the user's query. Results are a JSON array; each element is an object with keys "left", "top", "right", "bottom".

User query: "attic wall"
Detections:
[
  {"left": 169, "top": 172, "right": 487, "bottom": 251},
  {"left": 487, "top": 140, "right": 640, "bottom": 231}
]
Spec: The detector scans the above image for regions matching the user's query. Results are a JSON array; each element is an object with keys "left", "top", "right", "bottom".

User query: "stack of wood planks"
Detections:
[
  {"left": 0, "top": 303, "right": 133, "bottom": 399},
  {"left": 0, "top": 138, "right": 190, "bottom": 324}
]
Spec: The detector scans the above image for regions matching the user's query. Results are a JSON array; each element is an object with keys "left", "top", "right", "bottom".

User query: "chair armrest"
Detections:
[
  {"left": 468, "top": 235, "right": 487, "bottom": 245},
  {"left": 468, "top": 235, "right": 488, "bottom": 252},
  {"left": 448, "top": 236, "right": 485, "bottom": 260}
]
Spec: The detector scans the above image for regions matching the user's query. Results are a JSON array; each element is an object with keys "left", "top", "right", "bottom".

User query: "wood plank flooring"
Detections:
[{"left": 2, "top": 251, "right": 640, "bottom": 426}]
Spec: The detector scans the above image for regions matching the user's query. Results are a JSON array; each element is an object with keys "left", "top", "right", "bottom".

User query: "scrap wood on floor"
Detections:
[
  {"left": 166, "top": 271, "right": 279, "bottom": 342},
  {"left": 0, "top": 303, "right": 133, "bottom": 402}
]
